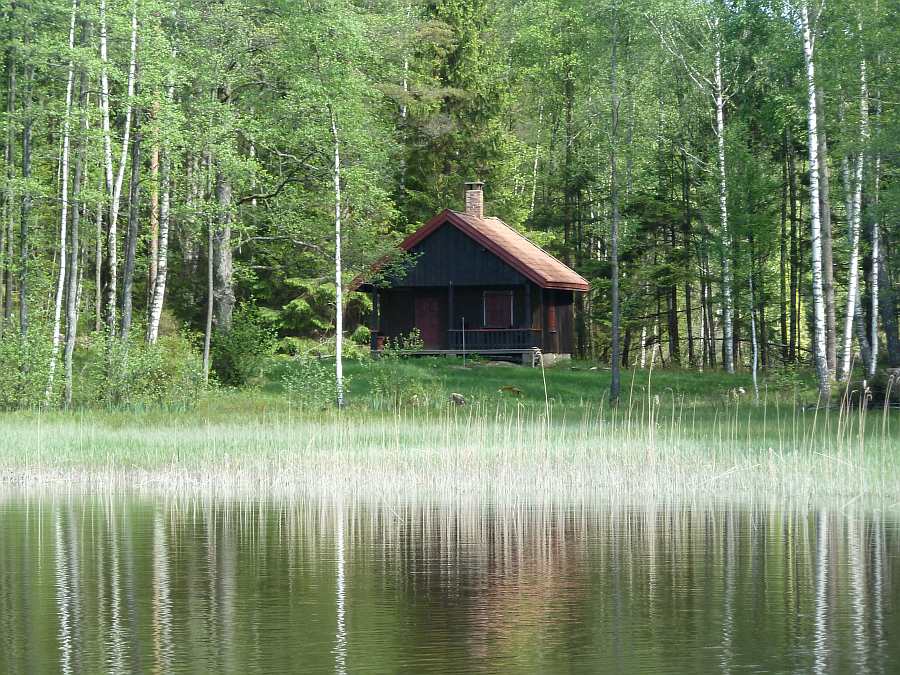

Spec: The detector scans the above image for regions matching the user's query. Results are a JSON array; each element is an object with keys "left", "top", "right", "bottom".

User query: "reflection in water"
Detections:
[
  {"left": 54, "top": 510, "right": 72, "bottom": 675},
  {"left": 0, "top": 495, "right": 898, "bottom": 673},
  {"left": 334, "top": 503, "right": 347, "bottom": 675},
  {"left": 814, "top": 509, "right": 829, "bottom": 674},
  {"left": 152, "top": 512, "right": 173, "bottom": 672}
]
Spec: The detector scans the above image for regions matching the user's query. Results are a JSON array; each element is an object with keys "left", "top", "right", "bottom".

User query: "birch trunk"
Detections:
[
  {"left": 100, "top": 0, "right": 138, "bottom": 336},
  {"left": 2, "top": 36, "right": 14, "bottom": 326},
  {"left": 146, "top": 149, "right": 170, "bottom": 344},
  {"left": 213, "top": 167, "right": 234, "bottom": 333},
  {"left": 870, "top": 153, "right": 880, "bottom": 376},
  {"left": 530, "top": 102, "right": 542, "bottom": 217},
  {"left": 19, "top": 61, "right": 32, "bottom": 337},
  {"left": 120, "top": 99, "right": 142, "bottom": 341},
  {"left": 64, "top": 31, "right": 89, "bottom": 408},
  {"left": 815, "top": 86, "right": 837, "bottom": 376},
  {"left": 713, "top": 31, "right": 734, "bottom": 374},
  {"left": 749, "top": 256, "right": 759, "bottom": 402},
  {"left": 839, "top": 150, "right": 871, "bottom": 363},
  {"left": 202, "top": 153, "right": 213, "bottom": 383},
  {"left": 148, "top": 103, "right": 160, "bottom": 304},
  {"left": 330, "top": 106, "right": 344, "bottom": 407},
  {"left": 609, "top": 20, "right": 621, "bottom": 402},
  {"left": 146, "top": 55, "right": 175, "bottom": 343},
  {"left": 94, "top": 185, "right": 102, "bottom": 333},
  {"left": 780, "top": 137, "right": 788, "bottom": 361},
  {"left": 46, "top": 0, "right": 78, "bottom": 402},
  {"left": 801, "top": 1, "right": 830, "bottom": 400},
  {"left": 839, "top": 57, "right": 869, "bottom": 382},
  {"left": 203, "top": 218, "right": 213, "bottom": 384}
]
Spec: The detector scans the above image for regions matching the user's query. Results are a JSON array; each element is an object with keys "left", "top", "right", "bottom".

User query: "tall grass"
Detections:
[{"left": 1, "top": 379, "right": 897, "bottom": 507}]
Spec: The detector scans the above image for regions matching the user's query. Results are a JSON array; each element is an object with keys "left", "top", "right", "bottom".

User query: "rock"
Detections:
[
  {"left": 449, "top": 392, "right": 466, "bottom": 406},
  {"left": 485, "top": 360, "right": 516, "bottom": 367}
]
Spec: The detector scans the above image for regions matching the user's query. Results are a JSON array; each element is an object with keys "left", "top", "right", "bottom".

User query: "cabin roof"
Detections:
[{"left": 361, "top": 209, "right": 589, "bottom": 292}]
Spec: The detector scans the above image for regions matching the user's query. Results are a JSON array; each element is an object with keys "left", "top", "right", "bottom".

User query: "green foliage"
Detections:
[
  {"left": 351, "top": 325, "right": 371, "bottom": 346},
  {"left": 281, "top": 355, "right": 341, "bottom": 409},
  {"left": 212, "top": 305, "right": 279, "bottom": 387},
  {"left": 0, "top": 330, "right": 53, "bottom": 411},
  {"left": 362, "top": 330, "right": 443, "bottom": 409},
  {"left": 279, "top": 280, "right": 371, "bottom": 338},
  {"left": 78, "top": 333, "right": 205, "bottom": 410}
]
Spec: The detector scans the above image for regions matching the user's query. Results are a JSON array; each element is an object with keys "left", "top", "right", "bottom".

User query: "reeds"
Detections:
[{"left": 1, "top": 384, "right": 897, "bottom": 508}]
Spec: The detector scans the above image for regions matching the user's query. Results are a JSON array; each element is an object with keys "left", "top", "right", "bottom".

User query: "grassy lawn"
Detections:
[{"left": 266, "top": 354, "right": 820, "bottom": 412}]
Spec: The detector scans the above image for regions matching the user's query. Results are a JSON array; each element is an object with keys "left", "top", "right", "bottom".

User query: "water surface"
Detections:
[{"left": 1, "top": 495, "right": 897, "bottom": 673}]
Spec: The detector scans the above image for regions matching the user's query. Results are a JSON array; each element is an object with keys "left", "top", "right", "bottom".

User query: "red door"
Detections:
[{"left": 415, "top": 295, "right": 442, "bottom": 348}]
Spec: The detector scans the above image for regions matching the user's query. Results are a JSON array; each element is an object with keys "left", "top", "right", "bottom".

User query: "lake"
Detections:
[{"left": 1, "top": 494, "right": 897, "bottom": 673}]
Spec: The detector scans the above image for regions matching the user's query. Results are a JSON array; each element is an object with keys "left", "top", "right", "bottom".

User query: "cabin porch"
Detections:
[{"left": 367, "top": 283, "right": 575, "bottom": 357}]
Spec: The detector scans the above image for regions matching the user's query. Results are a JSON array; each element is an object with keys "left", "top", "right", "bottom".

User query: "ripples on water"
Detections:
[{"left": 0, "top": 495, "right": 897, "bottom": 673}]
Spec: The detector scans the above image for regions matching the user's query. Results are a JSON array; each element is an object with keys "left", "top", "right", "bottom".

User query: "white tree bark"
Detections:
[
  {"left": 714, "top": 30, "right": 734, "bottom": 375},
  {"left": 749, "top": 261, "right": 759, "bottom": 402},
  {"left": 801, "top": 1, "right": 830, "bottom": 400},
  {"left": 146, "top": 152, "right": 170, "bottom": 344},
  {"left": 330, "top": 106, "right": 344, "bottom": 407},
  {"left": 839, "top": 56, "right": 869, "bottom": 382},
  {"left": 530, "top": 101, "right": 543, "bottom": 217},
  {"left": 45, "top": 0, "right": 78, "bottom": 403},
  {"left": 609, "top": 17, "right": 621, "bottom": 402},
  {"left": 147, "top": 65, "right": 176, "bottom": 344},
  {"left": 100, "top": 0, "right": 138, "bottom": 335},
  {"left": 870, "top": 152, "right": 880, "bottom": 377}
]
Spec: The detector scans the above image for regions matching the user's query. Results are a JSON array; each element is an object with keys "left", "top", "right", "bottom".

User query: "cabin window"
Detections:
[{"left": 483, "top": 291, "right": 514, "bottom": 328}]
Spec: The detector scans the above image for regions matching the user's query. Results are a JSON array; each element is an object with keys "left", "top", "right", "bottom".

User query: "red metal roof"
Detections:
[{"left": 397, "top": 209, "right": 590, "bottom": 292}]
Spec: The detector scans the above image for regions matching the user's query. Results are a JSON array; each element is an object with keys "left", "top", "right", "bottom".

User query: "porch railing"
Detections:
[{"left": 447, "top": 328, "right": 540, "bottom": 351}]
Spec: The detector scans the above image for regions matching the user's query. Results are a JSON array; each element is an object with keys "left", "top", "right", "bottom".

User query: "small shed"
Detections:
[{"left": 355, "top": 182, "right": 589, "bottom": 360}]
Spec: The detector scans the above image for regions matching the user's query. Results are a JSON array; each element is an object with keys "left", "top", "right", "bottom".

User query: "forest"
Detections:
[{"left": 0, "top": 0, "right": 898, "bottom": 408}]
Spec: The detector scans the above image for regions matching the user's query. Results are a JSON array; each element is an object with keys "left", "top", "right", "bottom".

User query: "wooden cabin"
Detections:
[{"left": 355, "top": 182, "right": 589, "bottom": 362}]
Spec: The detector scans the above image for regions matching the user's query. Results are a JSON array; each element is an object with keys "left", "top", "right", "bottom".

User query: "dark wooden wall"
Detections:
[
  {"left": 539, "top": 289, "right": 575, "bottom": 354},
  {"left": 450, "top": 286, "right": 529, "bottom": 331},
  {"left": 393, "top": 222, "right": 527, "bottom": 287}
]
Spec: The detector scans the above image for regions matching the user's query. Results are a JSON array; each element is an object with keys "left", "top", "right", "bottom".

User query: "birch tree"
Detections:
[
  {"left": 19, "top": 58, "right": 32, "bottom": 338},
  {"left": 330, "top": 106, "right": 344, "bottom": 408},
  {"left": 147, "top": 56, "right": 176, "bottom": 344},
  {"left": 64, "top": 22, "right": 90, "bottom": 408},
  {"left": 609, "top": 8, "right": 621, "bottom": 403},
  {"left": 99, "top": 0, "right": 138, "bottom": 336},
  {"left": 800, "top": 0, "right": 830, "bottom": 400},
  {"left": 838, "top": 52, "right": 868, "bottom": 382},
  {"left": 2, "top": 15, "right": 14, "bottom": 328},
  {"left": 45, "top": 0, "right": 79, "bottom": 401},
  {"left": 649, "top": 8, "right": 735, "bottom": 373}
]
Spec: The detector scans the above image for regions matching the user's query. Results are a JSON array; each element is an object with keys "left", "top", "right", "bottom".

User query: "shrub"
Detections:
[
  {"left": 281, "top": 355, "right": 341, "bottom": 409},
  {"left": 363, "top": 330, "right": 443, "bottom": 409},
  {"left": 351, "top": 325, "right": 371, "bottom": 346},
  {"left": 212, "top": 304, "right": 278, "bottom": 386},
  {"left": 78, "top": 332, "right": 205, "bottom": 409},
  {"left": 0, "top": 328, "right": 53, "bottom": 410}
]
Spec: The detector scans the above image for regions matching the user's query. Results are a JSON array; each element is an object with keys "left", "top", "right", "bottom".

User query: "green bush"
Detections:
[
  {"left": 363, "top": 331, "right": 443, "bottom": 409},
  {"left": 351, "top": 325, "right": 371, "bottom": 346},
  {"left": 281, "top": 355, "right": 341, "bottom": 408},
  {"left": 0, "top": 328, "right": 53, "bottom": 410},
  {"left": 212, "top": 304, "right": 278, "bottom": 386},
  {"left": 78, "top": 332, "right": 205, "bottom": 409},
  {"left": 277, "top": 334, "right": 370, "bottom": 360}
]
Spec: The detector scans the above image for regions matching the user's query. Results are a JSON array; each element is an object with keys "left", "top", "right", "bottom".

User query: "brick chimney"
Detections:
[{"left": 465, "top": 181, "right": 484, "bottom": 219}]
